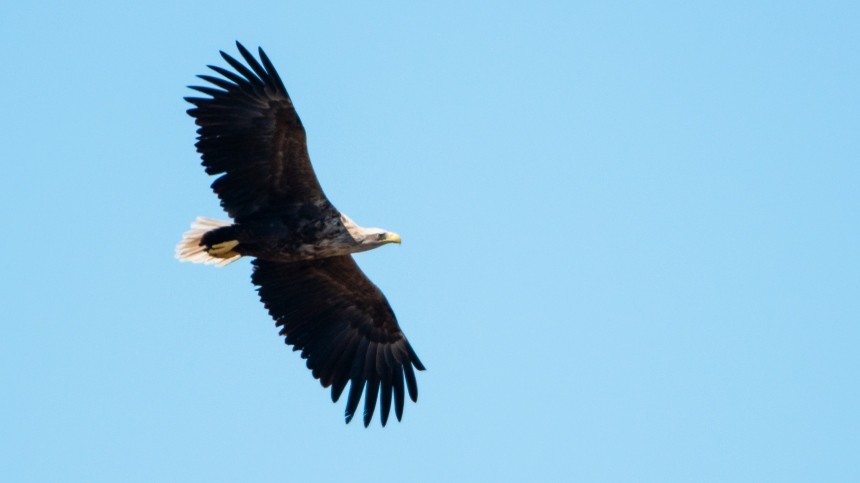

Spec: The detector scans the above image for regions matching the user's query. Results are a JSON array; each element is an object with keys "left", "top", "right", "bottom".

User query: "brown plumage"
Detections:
[{"left": 177, "top": 42, "right": 424, "bottom": 427}]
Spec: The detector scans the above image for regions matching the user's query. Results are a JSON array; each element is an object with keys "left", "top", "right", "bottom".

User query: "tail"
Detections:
[{"left": 175, "top": 216, "right": 241, "bottom": 267}]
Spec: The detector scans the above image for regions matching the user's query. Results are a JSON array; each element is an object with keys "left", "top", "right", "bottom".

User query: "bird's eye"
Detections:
[{"left": 377, "top": 233, "right": 386, "bottom": 240}]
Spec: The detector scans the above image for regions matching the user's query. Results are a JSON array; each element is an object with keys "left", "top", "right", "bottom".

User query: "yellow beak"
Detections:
[{"left": 385, "top": 232, "right": 402, "bottom": 244}]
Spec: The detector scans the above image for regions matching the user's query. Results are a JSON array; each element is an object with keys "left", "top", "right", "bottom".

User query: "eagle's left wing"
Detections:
[{"left": 251, "top": 256, "right": 424, "bottom": 427}]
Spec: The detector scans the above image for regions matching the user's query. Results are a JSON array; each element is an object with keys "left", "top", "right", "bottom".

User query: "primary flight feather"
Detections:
[{"left": 176, "top": 42, "right": 424, "bottom": 427}]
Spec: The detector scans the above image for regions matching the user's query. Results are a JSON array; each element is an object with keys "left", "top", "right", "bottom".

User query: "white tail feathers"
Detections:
[{"left": 175, "top": 216, "right": 241, "bottom": 267}]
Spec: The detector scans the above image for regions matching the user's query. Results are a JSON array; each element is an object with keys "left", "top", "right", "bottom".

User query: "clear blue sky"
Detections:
[{"left": 2, "top": 1, "right": 858, "bottom": 481}]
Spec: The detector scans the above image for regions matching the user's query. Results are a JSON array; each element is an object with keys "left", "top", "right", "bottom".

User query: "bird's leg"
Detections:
[{"left": 208, "top": 240, "right": 240, "bottom": 258}]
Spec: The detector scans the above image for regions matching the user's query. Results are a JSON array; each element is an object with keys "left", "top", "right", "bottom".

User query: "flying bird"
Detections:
[{"left": 176, "top": 42, "right": 424, "bottom": 427}]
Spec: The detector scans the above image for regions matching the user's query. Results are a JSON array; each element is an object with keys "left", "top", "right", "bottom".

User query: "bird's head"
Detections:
[
  {"left": 357, "top": 227, "right": 402, "bottom": 248},
  {"left": 341, "top": 214, "right": 401, "bottom": 250}
]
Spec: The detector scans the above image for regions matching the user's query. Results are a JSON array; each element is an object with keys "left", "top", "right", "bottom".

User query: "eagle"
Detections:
[{"left": 176, "top": 42, "right": 424, "bottom": 427}]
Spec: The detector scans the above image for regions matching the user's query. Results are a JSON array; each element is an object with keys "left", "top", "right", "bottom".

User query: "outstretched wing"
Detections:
[
  {"left": 252, "top": 256, "right": 425, "bottom": 427},
  {"left": 185, "top": 42, "right": 327, "bottom": 220}
]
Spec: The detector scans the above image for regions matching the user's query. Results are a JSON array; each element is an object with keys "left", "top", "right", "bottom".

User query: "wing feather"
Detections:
[
  {"left": 379, "top": 360, "right": 394, "bottom": 426},
  {"left": 392, "top": 364, "right": 406, "bottom": 422}
]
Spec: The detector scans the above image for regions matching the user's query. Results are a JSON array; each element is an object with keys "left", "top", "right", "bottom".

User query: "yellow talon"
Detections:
[{"left": 209, "top": 240, "right": 240, "bottom": 258}]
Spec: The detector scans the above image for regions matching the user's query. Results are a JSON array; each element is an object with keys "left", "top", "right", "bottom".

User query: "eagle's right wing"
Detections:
[{"left": 185, "top": 42, "right": 328, "bottom": 221}]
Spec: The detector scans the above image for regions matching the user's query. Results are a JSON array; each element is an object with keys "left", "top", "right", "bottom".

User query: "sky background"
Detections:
[{"left": 2, "top": 1, "right": 858, "bottom": 481}]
